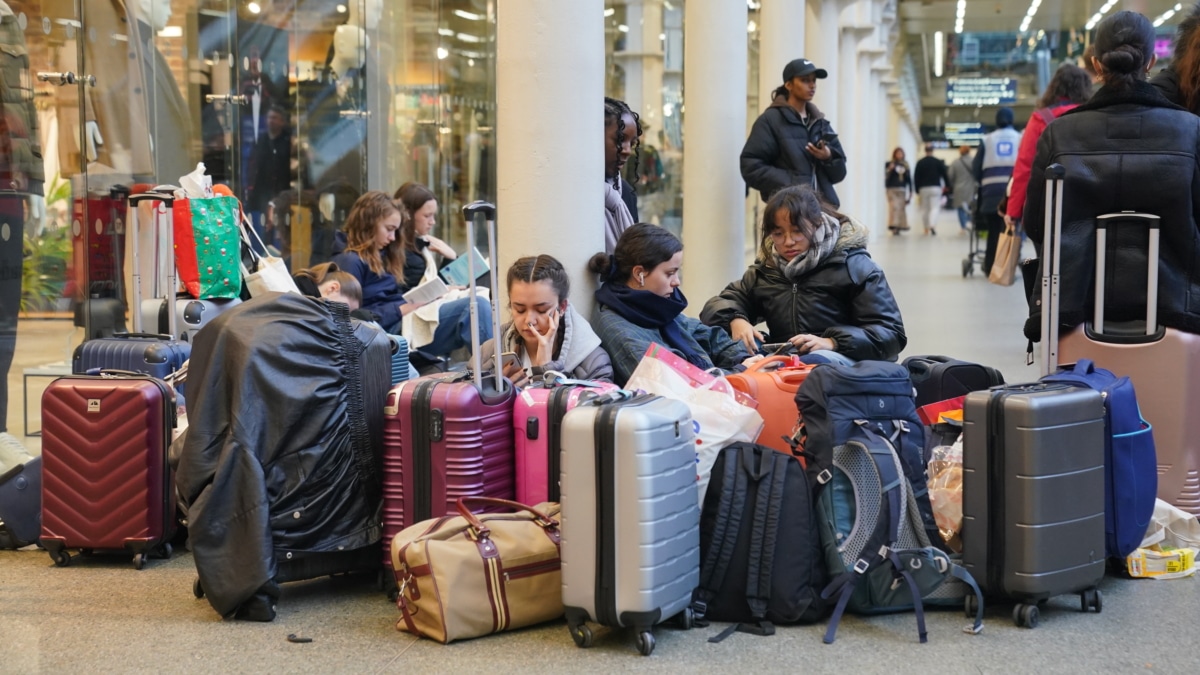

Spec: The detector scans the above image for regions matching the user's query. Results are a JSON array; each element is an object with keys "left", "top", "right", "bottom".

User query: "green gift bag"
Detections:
[{"left": 173, "top": 196, "right": 243, "bottom": 299}]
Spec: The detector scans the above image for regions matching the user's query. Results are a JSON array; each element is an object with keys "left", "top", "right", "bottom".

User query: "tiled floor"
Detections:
[{"left": 3, "top": 208, "right": 1197, "bottom": 673}]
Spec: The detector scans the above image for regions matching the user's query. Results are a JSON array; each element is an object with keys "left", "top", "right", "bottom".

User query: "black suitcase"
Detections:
[
  {"left": 902, "top": 354, "right": 1004, "bottom": 407},
  {"left": 961, "top": 382, "right": 1107, "bottom": 628},
  {"left": 0, "top": 456, "right": 41, "bottom": 549}
]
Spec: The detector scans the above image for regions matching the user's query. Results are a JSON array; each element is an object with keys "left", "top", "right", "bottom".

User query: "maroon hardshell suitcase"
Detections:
[
  {"left": 381, "top": 201, "right": 515, "bottom": 574},
  {"left": 39, "top": 373, "right": 176, "bottom": 569}
]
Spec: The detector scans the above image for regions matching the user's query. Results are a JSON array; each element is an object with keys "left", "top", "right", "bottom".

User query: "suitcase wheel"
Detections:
[
  {"left": 962, "top": 258, "right": 974, "bottom": 278},
  {"left": 675, "top": 607, "right": 695, "bottom": 630},
  {"left": 193, "top": 577, "right": 205, "bottom": 599},
  {"left": 570, "top": 624, "right": 593, "bottom": 649},
  {"left": 636, "top": 630, "right": 656, "bottom": 657},
  {"left": 51, "top": 550, "right": 71, "bottom": 567},
  {"left": 1013, "top": 603, "right": 1039, "bottom": 629},
  {"left": 133, "top": 553, "right": 145, "bottom": 570},
  {"left": 1080, "top": 588, "right": 1102, "bottom": 613}
]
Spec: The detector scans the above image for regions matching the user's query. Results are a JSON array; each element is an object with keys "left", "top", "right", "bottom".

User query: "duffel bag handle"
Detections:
[
  {"left": 456, "top": 497, "right": 559, "bottom": 538},
  {"left": 113, "top": 332, "right": 174, "bottom": 341}
]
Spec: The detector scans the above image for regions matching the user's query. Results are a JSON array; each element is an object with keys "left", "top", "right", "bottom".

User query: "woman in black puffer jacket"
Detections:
[
  {"left": 701, "top": 185, "right": 907, "bottom": 364},
  {"left": 1024, "top": 11, "right": 1200, "bottom": 341}
]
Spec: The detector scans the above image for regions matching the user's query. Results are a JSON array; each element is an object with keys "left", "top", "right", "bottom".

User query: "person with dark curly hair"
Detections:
[{"left": 604, "top": 97, "right": 641, "bottom": 253}]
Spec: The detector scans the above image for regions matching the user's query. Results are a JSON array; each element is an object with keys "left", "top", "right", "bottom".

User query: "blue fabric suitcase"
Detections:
[{"left": 0, "top": 456, "right": 41, "bottom": 549}]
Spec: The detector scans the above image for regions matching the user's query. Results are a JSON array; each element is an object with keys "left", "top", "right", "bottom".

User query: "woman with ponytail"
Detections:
[
  {"left": 589, "top": 224, "right": 758, "bottom": 386},
  {"left": 1022, "top": 10, "right": 1200, "bottom": 341},
  {"left": 478, "top": 254, "right": 613, "bottom": 386}
]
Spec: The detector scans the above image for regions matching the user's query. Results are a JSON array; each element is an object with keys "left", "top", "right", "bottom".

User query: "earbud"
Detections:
[{"left": 638, "top": 273, "right": 645, "bottom": 287}]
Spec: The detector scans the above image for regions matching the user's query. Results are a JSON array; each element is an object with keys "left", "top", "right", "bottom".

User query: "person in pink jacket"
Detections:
[{"left": 1005, "top": 64, "right": 1094, "bottom": 229}]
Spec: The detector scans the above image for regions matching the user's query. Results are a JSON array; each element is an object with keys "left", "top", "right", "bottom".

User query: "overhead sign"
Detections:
[
  {"left": 943, "top": 122, "right": 986, "bottom": 147},
  {"left": 946, "top": 77, "right": 1017, "bottom": 106}
]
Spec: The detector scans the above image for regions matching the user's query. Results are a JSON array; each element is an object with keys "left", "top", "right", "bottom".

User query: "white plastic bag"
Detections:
[
  {"left": 1126, "top": 499, "right": 1200, "bottom": 580},
  {"left": 625, "top": 352, "right": 763, "bottom": 503}
]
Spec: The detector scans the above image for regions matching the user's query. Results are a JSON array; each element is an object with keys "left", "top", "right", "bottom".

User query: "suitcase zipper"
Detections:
[
  {"left": 547, "top": 386, "right": 573, "bottom": 502},
  {"left": 413, "top": 380, "right": 437, "bottom": 523},
  {"left": 504, "top": 558, "right": 561, "bottom": 582},
  {"left": 986, "top": 390, "right": 1007, "bottom": 595}
]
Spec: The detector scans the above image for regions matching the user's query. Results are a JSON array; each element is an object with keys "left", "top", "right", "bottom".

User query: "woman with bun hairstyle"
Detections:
[
  {"left": 589, "top": 223, "right": 758, "bottom": 386},
  {"left": 478, "top": 255, "right": 613, "bottom": 387},
  {"left": 1023, "top": 11, "right": 1200, "bottom": 341}
]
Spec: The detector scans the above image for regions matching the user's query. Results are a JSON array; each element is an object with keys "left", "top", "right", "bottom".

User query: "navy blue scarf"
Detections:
[{"left": 594, "top": 282, "right": 710, "bottom": 369}]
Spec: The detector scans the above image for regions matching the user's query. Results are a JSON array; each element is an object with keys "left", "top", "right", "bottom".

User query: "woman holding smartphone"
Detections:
[{"left": 479, "top": 255, "right": 614, "bottom": 386}]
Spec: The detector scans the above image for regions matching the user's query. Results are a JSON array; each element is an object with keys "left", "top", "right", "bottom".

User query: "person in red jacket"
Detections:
[{"left": 1005, "top": 64, "right": 1093, "bottom": 230}]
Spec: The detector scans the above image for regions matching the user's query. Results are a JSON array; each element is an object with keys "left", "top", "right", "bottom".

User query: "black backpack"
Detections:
[
  {"left": 692, "top": 443, "right": 826, "bottom": 641},
  {"left": 902, "top": 354, "right": 1005, "bottom": 408},
  {"left": 793, "top": 361, "right": 942, "bottom": 550}
]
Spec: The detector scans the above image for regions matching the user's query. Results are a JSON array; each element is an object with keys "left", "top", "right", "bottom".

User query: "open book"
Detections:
[
  {"left": 440, "top": 247, "right": 490, "bottom": 287},
  {"left": 402, "top": 276, "right": 449, "bottom": 305}
]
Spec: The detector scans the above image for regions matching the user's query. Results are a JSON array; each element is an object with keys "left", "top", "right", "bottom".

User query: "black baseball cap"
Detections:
[{"left": 783, "top": 58, "right": 828, "bottom": 82}]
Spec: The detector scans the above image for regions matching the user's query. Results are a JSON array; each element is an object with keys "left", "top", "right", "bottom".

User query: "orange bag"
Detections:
[{"left": 726, "top": 355, "right": 817, "bottom": 457}]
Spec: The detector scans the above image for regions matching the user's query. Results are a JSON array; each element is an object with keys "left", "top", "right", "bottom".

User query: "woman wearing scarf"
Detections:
[
  {"left": 589, "top": 224, "right": 758, "bottom": 386},
  {"left": 701, "top": 185, "right": 907, "bottom": 364}
]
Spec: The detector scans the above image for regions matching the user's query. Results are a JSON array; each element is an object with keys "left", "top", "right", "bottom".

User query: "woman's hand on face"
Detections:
[
  {"left": 788, "top": 333, "right": 835, "bottom": 355},
  {"left": 502, "top": 361, "right": 529, "bottom": 388},
  {"left": 529, "top": 308, "right": 561, "bottom": 367},
  {"left": 426, "top": 235, "right": 457, "bottom": 260},
  {"left": 730, "top": 318, "right": 763, "bottom": 354}
]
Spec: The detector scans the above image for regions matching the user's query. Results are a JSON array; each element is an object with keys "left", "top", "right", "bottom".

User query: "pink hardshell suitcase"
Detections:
[
  {"left": 513, "top": 373, "right": 618, "bottom": 505},
  {"left": 381, "top": 201, "right": 516, "bottom": 573},
  {"left": 1055, "top": 210, "right": 1200, "bottom": 515}
]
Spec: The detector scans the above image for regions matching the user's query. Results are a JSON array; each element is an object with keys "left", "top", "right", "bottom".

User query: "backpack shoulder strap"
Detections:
[{"left": 694, "top": 445, "right": 749, "bottom": 622}]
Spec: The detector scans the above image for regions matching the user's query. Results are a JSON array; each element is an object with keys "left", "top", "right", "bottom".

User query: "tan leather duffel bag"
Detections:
[{"left": 391, "top": 498, "right": 563, "bottom": 643}]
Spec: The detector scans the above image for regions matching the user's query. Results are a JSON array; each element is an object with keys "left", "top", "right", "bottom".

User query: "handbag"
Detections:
[
  {"left": 392, "top": 498, "right": 564, "bottom": 643},
  {"left": 172, "top": 196, "right": 243, "bottom": 299},
  {"left": 988, "top": 223, "right": 1021, "bottom": 286},
  {"left": 239, "top": 213, "right": 300, "bottom": 297}
]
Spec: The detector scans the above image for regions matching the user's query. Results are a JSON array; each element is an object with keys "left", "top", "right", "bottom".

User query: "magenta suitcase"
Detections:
[
  {"left": 514, "top": 376, "right": 618, "bottom": 504},
  {"left": 39, "top": 373, "right": 176, "bottom": 569},
  {"left": 381, "top": 201, "right": 515, "bottom": 574}
]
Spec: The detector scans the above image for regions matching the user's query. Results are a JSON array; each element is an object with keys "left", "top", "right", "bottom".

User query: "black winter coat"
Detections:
[
  {"left": 176, "top": 294, "right": 391, "bottom": 617},
  {"left": 1022, "top": 81, "right": 1200, "bottom": 340},
  {"left": 700, "top": 223, "right": 907, "bottom": 362},
  {"left": 741, "top": 96, "right": 846, "bottom": 206}
]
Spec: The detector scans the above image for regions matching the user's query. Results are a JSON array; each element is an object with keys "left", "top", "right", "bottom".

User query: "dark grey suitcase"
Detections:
[
  {"left": 961, "top": 383, "right": 1107, "bottom": 628},
  {"left": 0, "top": 456, "right": 41, "bottom": 549},
  {"left": 560, "top": 393, "right": 699, "bottom": 656}
]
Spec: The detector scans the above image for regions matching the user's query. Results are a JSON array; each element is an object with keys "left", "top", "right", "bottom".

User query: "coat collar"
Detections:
[{"left": 1065, "top": 80, "right": 1187, "bottom": 116}]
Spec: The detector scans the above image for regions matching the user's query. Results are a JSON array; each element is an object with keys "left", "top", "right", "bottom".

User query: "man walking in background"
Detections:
[
  {"left": 913, "top": 143, "right": 948, "bottom": 235},
  {"left": 973, "top": 108, "right": 1021, "bottom": 275},
  {"left": 947, "top": 144, "right": 977, "bottom": 233}
]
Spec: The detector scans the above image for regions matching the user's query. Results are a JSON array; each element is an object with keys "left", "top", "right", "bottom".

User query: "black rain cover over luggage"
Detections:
[{"left": 176, "top": 292, "right": 390, "bottom": 617}]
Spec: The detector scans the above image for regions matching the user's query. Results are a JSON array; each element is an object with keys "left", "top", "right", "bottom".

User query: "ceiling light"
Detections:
[
  {"left": 618, "top": 24, "right": 629, "bottom": 33},
  {"left": 438, "top": 27, "right": 454, "bottom": 36},
  {"left": 604, "top": 8, "right": 615, "bottom": 17},
  {"left": 247, "top": 2, "right": 261, "bottom": 14},
  {"left": 934, "top": 31, "right": 944, "bottom": 78},
  {"left": 158, "top": 26, "right": 182, "bottom": 38},
  {"left": 747, "top": 20, "right": 757, "bottom": 33},
  {"left": 436, "top": 46, "right": 449, "bottom": 60},
  {"left": 454, "top": 10, "right": 483, "bottom": 21},
  {"left": 955, "top": 0, "right": 966, "bottom": 34},
  {"left": 456, "top": 32, "right": 482, "bottom": 43},
  {"left": 1086, "top": 0, "right": 1120, "bottom": 31},
  {"left": 1154, "top": 3, "right": 1185, "bottom": 27},
  {"left": 336, "top": 4, "right": 346, "bottom": 13}
]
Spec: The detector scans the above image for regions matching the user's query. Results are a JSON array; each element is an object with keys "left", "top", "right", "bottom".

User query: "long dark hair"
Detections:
[
  {"left": 588, "top": 223, "right": 682, "bottom": 284},
  {"left": 1092, "top": 11, "right": 1155, "bottom": 90},
  {"left": 1173, "top": 2, "right": 1200, "bottom": 112},
  {"left": 394, "top": 182, "right": 436, "bottom": 254},
  {"left": 1037, "top": 64, "right": 1094, "bottom": 108},
  {"left": 759, "top": 185, "right": 847, "bottom": 263}
]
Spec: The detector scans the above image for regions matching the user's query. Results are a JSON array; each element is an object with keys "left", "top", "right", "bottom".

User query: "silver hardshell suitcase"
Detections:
[{"left": 559, "top": 393, "right": 699, "bottom": 656}]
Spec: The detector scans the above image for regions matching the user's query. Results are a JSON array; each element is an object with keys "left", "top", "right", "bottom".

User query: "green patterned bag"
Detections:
[{"left": 172, "top": 196, "right": 243, "bottom": 299}]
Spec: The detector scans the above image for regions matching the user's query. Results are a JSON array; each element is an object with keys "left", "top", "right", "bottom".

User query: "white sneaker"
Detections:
[{"left": 0, "top": 432, "right": 34, "bottom": 474}]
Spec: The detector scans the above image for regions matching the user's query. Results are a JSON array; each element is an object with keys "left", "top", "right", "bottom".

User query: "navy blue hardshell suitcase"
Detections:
[
  {"left": 0, "top": 456, "right": 42, "bottom": 549},
  {"left": 72, "top": 190, "right": 190, "bottom": 380}
]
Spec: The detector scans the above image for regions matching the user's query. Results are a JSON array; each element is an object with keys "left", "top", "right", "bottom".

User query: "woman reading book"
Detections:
[{"left": 331, "top": 191, "right": 491, "bottom": 360}]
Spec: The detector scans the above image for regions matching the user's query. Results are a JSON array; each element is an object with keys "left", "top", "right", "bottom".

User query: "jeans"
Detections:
[
  {"left": 957, "top": 204, "right": 972, "bottom": 230},
  {"left": 798, "top": 349, "right": 856, "bottom": 366},
  {"left": 387, "top": 295, "right": 492, "bottom": 359}
]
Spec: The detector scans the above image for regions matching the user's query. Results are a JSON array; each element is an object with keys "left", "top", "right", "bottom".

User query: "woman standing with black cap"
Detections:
[{"left": 740, "top": 58, "right": 847, "bottom": 207}]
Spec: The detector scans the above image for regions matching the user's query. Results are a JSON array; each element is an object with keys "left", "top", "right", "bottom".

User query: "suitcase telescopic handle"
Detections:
[
  {"left": 113, "top": 332, "right": 174, "bottom": 341},
  {"left": 1093, "top": 212, "right": 1161, "bottom": 338},
  {"left": 1041, "top": 163, "right": 1066, "bottom": 376},
  {"left": 461, "top": 200, "right": 504, "bottom": 394}
]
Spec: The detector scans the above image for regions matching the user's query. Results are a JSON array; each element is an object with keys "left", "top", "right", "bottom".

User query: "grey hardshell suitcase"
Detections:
[
  {"left": 560, "top": 393, "right": 699, "bottom": 656},
  {"left": 961, "top": 383, "right": 1107, "bottom": 628}
]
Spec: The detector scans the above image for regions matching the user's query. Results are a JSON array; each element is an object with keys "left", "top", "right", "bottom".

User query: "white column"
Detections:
[
  {"left": 617, "top": 0, "right": 665, "bottom": 130},
  {"left": 497, "top": 1, "right": 605, "bottom": 315},
  {"left": 682, "top": 0, "right": 747, "bottom": 309},
  {"left": 758, "top": 0, "right": 807, "bottom": 108},
  {"left": 816, "top": 0, "right": 841, "bottom": 125}
]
